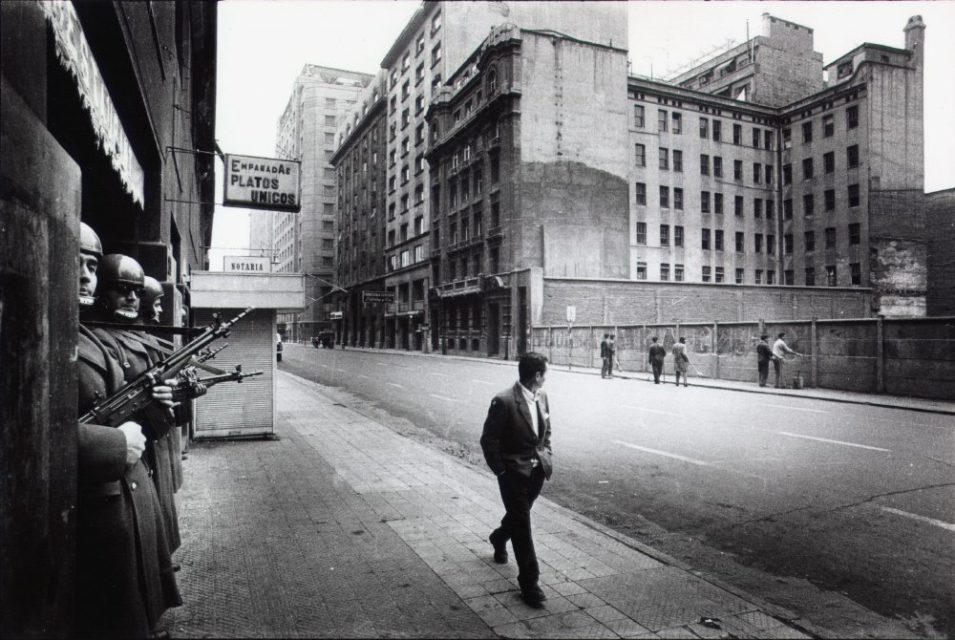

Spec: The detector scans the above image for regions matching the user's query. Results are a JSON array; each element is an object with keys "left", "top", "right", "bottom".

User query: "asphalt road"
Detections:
[{"left": 281, "top": 344, "right": 955, "bottom": 638}]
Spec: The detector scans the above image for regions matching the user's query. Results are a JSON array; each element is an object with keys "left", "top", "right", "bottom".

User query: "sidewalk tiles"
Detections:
[{"left": 163, "top": 370, "right": 815, "bottom": 639}]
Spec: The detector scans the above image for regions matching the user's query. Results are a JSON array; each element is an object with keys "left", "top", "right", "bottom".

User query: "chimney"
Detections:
[{"left": 904, "top": 15, "right": 925, "bottom": 69}]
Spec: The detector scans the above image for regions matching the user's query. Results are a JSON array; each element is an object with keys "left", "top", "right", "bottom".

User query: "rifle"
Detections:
[
  {"left": 80, "top": 308, "right": 255, "bottom": 429},
  {"left": 171, "top": 364, "right": 263, "bottom": 402},
  {"left": 196, "top": 343, "right": 229, "bottom": 364}
]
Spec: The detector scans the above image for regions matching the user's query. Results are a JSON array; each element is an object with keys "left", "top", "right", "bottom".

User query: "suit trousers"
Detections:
[
  {"left": 601, "top": 357, "right": 612, "bottom": 378},
  {"left": 651, "top": 361, "right": 663, "bottom": 383},
  {"left": 492, "top": 467, "right": 545, "bottom": 590},
  {"left": 758, "top": 361, "right": 769, "bottom": 386}
]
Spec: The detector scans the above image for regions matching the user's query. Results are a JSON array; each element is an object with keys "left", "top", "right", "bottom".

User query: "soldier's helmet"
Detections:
[
  {"left": 98, "top": 254, "right": 145, "bottom": 289},
  {"left": 80, "top": 222, "right": 103, "bottom": 258},
  {"left": 142, "top": 276, "right": 163, "bottom": 303}
]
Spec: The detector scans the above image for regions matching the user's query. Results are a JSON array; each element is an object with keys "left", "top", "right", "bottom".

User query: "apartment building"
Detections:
[{"left": 254, "top": 65, "right": 373, "bottom": 341}]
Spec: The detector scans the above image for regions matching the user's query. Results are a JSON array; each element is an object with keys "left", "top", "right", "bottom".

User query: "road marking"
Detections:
[
  {"left": 471, "top": 379, "right": 494, "bottom": 385},
  {"left": 429, "top": 371, "right": 450, "bottom": 378},
  {"left": 429, "top": 393, "right": 455, "bottom": 402},
  {"left": 376, "top": 362, "right": 390, "bottom": 366},
  {"left": 613, "top": 440, "right": 710, "bottom": 466},
  {"left": 386, "top": 382, "right": 404, "bottom": 389},
  {"left": 621, "top": 405, "right": 680, "bottom": 417},
  {"left": 762, "top": 403, "right": 829, "bottom": 414},
  {"left": 776, "top": 431, "right": 890, "bottom": 452},
  {"left": 357, "top": 373, "right": 370, "bottom": 379},
  {"left": 880, "top": 507, "right": 955, "bottom": 533}
]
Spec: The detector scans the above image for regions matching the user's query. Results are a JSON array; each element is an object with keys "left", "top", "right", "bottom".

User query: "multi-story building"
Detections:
[
  {"left": 332, "top": 71, "right": 389, "bottom": 346},
  {"left": 926, "top": 188, "right": 955, "bottom": 316},
  {"left": 334, "top": 0, "right": 627, "bottom": 351},
  {"left": 253, "top": 64, "right": 373, "bottom": 341}
]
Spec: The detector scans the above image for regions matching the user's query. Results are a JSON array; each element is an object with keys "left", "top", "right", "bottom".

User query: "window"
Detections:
[
  {"left": 755, "top": 269, "right": 763, "bottom": 284},
  {"left": 415, "top": 94, "right": 425, "bottom": 113},
  {"left": 752, "top": 128, "right": 761, "bottom": 148},
  {"left": 848, "top": 184, "right": 860, "bottom": 207},
  {"left": 802, "top": 121, "right": 812, "bottom": 143},
  {"left": 784, "top": 234, "right": 793, "bottom": 254},
  {"left": 700, "top": 154, "right": 710, "bottom": 176},
  {"left": 431, "top": 42, "right": 442, "bottom": 66},
  {"left": 401, "top": 108, "right": 410, "bottom": 128},
  {"left": 805, "top": 230, "right": 815, "bottom": 252},
  {"left": 735, "top": 231, "right": 744, "bottom": 252},
  {"left": 660, "top": 263, "right": 670, "bottom": 281},
  {"left": 754, "top": 198, "right": 763, "bottom": 218},
  {"left": 754, "top": 233, "right": 763, "bottom": 253},
  {"left": 783, "top": 164, "right": 792, "bottom": 185},
  {"left": 635, "top": 182, "right": 646, "bottom": 205},
  {"left": 783, "top": 127, "right": 792, "bottom": 149},
  {"left": 660, "top": 225, "right": 670, "bottom": 245},
  {"left": 636, "top": 261, "right": 647, "bottom": 280},
  {"left": 765, "top": 165, "right": 773, "bottom": 184},
  {"left": 401, "top": 80, "right": 410, "bottom": 100},
  {"left": 674, "top": 264, "right": 684, "bottom": 282},
  {"left": 636, "top": 222, "right": 647, "bottom": 244},
  {"left": 325, "top": 132, "right": 336, "bottom": 145},
  {"left": 634, "top": 105, "right": 645, "bottom": 128},
  {"left": 823, "top": 114, "right": 834, "bottom": 137},
  {"left": 322, "top": 220, "right": 334, "bottom": 231},
  {"left": 825, "top": 226, "right": 836, "bottom": 248},
  {"left": 803, "top": 193, "right": 814, "bottom": 217},
  {"left": 849, "top": 223, "right": 861, "bottom": 245},
  {"left": 837, "top": 61, "right": 853, "bottom": 79},
  {"left": 826, "top": 265, "right": 837, "bottom": 286},
  {"left": 699, "top": 117, "right": 708, "bottom": 139},
  {"left": 702, "top": 228, "right": 710, "bottom": 250},
  {"left": 672, "top": 112, "right": 682, "bottom": 134},
  {"left": 824, "top": 151, "right": 835, "bottom": 173},
  {"left": 674, "top": 226, "right": 684, "bottom": 247},
  {"left": 635, "top": 143, "right": 646, "bottom": 167},
  {"left": 658, "top": 109, "right": 668, "bottom": 132},
  {"left": 659, "top": 147, "right": 669, "bottom": 170},
  {"left": 767, "top": 270, "right": 776, "bottom": 285},
  {"left": 673, "top": 150, "right": 683, "bottom": 172},
  {"left": 660, "top": 186, "right": 670, "bottom": 208},
  {"left": 734, "top": 160, "right": 743, "bottom": 181},
  {"left": 322, "top": 238, "right": 334, "bottom": 250},
  {"left": 784, "top": 198, "right": 793, "bottom": 219},
  {"left": 735, "top": 268, "right": 744, "bottom": 284},
  {"left": 803, "top": 158, "right": 814, "bottom": 180},
  {"left": 805, "top": 267, "right": 815, "bottom": 286},
  {"left": 825, "top": 189, "right": 836, "bottom": 211},
  {"left": 767, "top": 234, "right": 775, "bottom": 255},
  {"left": 715, "top": 229, "right": 724, "bottom": 250},
  {"left": 784, "top": 269, "right": 794, "bottom": 285},
  {"left": 325, "top": 115, "right": 336, "bottom": 127},
  {"left": 846, "top": 105, "right": 859, "bottom": 129},
  {"left": 674, "top": 188, "right": 684, "bottom": 210},
  {"left": 765, "top": 130, "right": 773, "bottom": 150},
  {"left": 733, "top": 123, "right": 742, "bottom": 145},
  {"left": 753, "top": 162, "right": 762, "bottom": 184},
  {"left": 701, "top": 191, "right": 711, "bottom": 213},
  {"left": 713, "top": 156, "right": 723, "bottom": 178},
  {"left": 715, "top": 266, "right": 725, "bottom": 283},
  {"left": 850, "top": 263, "right": 861, "bottom": 285},
  {"left": 847, "top": 144, "right": 859, "bottom": 169},
  {"left": 714, "top": 193, "right": 724, "bottom": 215},
  {"left": 431, "top": 11, "right": 441, "bottom": 33},
  {"left": 702, "top": 266, "right": 712, "bottom": 282},
  {"left": 712, "top": 120, "right": 721, "bottom": 142}
]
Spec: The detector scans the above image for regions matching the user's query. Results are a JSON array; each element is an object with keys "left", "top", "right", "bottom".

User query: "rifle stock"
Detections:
[{"left": 80, "top": 307, "right": 255, "bottom": 427}]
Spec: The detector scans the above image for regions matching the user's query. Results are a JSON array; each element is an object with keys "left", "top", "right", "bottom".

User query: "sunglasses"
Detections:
[{"left": 111, "top": 283, "right": 145, "bottom": 297}]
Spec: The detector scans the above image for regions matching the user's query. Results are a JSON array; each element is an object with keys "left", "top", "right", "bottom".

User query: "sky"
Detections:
[{"left": 210, "top": 0, "right": 955, "bottom": 266}]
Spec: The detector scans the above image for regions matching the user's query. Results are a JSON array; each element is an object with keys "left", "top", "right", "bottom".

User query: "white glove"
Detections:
[{"left": 118, "top": 421, "right": 146, "bottom": 465}]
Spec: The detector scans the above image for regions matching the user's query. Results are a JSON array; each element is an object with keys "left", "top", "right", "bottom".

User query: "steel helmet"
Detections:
[
  {"left": 80, "top": 222, "right": 103, "bottom": 258},
  {"left": 142, "top": 276, "right": 164, "bottom": 304},
  {"left": 98, "top": 254, "right": 145, "bottom": 289}
]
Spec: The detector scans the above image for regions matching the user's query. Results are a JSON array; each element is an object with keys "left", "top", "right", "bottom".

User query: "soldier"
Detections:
[
  {"left": 90, "top": 256, "right": 182, "bottom": 554},
  {"left": 141, "top": 276, "right": 184, "bottom": 494},
  {"left": 76, "top": 224, "right": 180, "bottom": 638}
]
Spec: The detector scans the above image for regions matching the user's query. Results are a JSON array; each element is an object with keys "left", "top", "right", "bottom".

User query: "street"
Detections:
[{"left": 281, "top": 344, "right": 955, "bottom": 638}]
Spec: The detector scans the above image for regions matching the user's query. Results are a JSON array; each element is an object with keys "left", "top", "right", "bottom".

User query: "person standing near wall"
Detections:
[
  {"left": 772, "top": 332, "right": 803, "bottom": 389},
  {"left": 599, "top": 334, "right": 610, "bottom": 378},
  {"left": 648, "top": 336, "right": 666, "bottom": 384},
  {"left": 756, "top": 334, "right": 773, "bottom": 387},
  {"left": 607, "top": 334, "right": 617, "bottom": 379},
  {"left": 671, "top": 337, "right": 690, "bottom": 387}
]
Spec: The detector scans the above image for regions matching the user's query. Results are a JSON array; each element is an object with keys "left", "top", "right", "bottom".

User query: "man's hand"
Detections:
[
  {"left": 152, "top": 382, "right": 178, "bottom": 409},
  {"left": 118, "top": 422, "right": 146, "bottom": 465}
]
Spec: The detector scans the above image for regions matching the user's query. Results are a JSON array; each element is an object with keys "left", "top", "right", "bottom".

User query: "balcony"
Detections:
[{"left": 433, "top": 277, "right": 482, "bottom": 299}]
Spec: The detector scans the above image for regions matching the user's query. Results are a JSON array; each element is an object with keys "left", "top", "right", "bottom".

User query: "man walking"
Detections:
[
  {"left": 481, "top": 352, "right": 553, "bottom": 607},
  {"left": 607, "top": 334, "right": 617, "bottom": 379},
  {"left": 772, "top": 332, "right": 803, "bottom": 388},
  {"left": 648, "top": 336, "right": 666, "bottom": 384},
  {"left": 756, "top": 334, "right": 773, "bottom": 387},
  {"left": 599, "top": 334, "right": 610, "bottom": 378}
]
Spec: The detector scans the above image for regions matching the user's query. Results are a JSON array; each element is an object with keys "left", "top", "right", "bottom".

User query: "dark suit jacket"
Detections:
[
  {"left": 481, "top": 382, "right": 553, "bottom": 480},
  {"left": 648, "top": 344, "right": 666, "bottom": 364}
]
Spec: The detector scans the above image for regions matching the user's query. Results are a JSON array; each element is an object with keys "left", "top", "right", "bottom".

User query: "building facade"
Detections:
[
  {"left": 1, "top": 2, "right": 217, "bottom": 634},
  {"left": 253, "top": 65, "right": 373, "bottom": 341},
  {"left": 926, "top": 188, "right": 955, "bottom": 316}
]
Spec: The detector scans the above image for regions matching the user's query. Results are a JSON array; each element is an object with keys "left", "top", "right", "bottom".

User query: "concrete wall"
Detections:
[
  {"left": 531, "top": 316, "right": 955, "bottom": 400},
  {"left": 517, "top": 32, "right": 630, "bottom": 278},
  {"left": 926, "top": 189, "right": 955, "bottom": 316},
  {"left": 538, "top": 277, "right": 872, "bottom": 325}
]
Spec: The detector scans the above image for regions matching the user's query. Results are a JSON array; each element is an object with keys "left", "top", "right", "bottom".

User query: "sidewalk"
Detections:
[
  {"left": 162, "top": 371, "right": 827, "bottom": 639},
  {"left": 334, "top": 345, "right": 955, "bottom": 416}
]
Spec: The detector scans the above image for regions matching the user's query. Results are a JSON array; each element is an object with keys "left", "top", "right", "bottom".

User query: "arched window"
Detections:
[{"left": 487, "top": 67, "right": 498, "bottom": 94}]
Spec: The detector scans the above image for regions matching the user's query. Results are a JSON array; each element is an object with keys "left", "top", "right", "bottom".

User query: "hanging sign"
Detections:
[
  {"left": 223, "top": 255, "right": 271, "bottom": 273},
  {"left": 38, "top": 0, "right": 145, "bottom": 207},
  {"left": 223, "top": 154, "right": 301, "bottom": 212}
]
